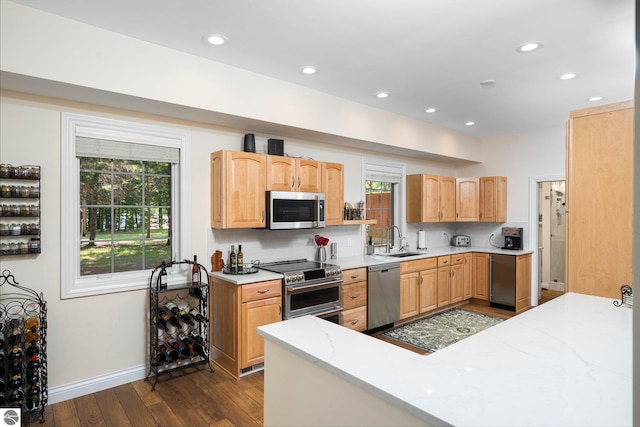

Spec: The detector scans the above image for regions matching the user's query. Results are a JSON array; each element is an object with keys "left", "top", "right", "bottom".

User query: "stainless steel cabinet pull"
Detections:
[{"left": 257, "top": 289, "right": 269, "bottom": 294}]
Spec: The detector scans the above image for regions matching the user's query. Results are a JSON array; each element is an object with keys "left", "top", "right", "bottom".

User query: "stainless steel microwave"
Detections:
[{"left": 266, "top": 191, "right": 325, "bottom": 229}]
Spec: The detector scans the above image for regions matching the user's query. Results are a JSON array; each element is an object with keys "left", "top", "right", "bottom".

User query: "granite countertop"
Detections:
[
  {"left": 208, "top": 245, "right": 533, "bottom": 284},
  {"left": 258, "top": 293, "right": 632, "bottom": 426}
]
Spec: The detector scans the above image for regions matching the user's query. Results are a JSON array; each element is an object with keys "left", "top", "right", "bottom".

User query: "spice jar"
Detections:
[
  {"left": 0, "top": 224, "right": 8, "bottom": 235},
  {"left": 19, "top": 241, "right": 29, "bottom": 254},
  {"left": 29, "top": 237, "right": 40, "bottom": 253},
  {"left": 29, "top": 186, "right": 40, "bottom": 198},
  {"left": 0, "top": 164, "right": 9, "bottom": 178},
  {"left": 20, "top": 204, "right": 30, "bottom": 216},
  {"left": 1, "top": 184, "right": 10, "bottom": 198},
  {"left": 11, "top": 224, "right": 21, "bottom": 235}
]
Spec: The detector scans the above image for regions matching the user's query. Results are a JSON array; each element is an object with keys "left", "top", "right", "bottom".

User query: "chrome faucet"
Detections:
[{"left": 386, "top": 225, "right": 407, "bottom": 253}]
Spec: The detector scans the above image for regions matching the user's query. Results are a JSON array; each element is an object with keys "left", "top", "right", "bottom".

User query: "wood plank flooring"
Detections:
[{"left": 24, "top": 293, "right": 564, "bottom": 427}]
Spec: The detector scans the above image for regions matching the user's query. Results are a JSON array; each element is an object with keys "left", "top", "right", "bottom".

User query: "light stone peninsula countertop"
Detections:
[{"left": 258, "top": 292, "right": 632, "bottom": 426}]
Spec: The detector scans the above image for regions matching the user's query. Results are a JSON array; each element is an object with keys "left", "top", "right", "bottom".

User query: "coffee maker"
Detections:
[{"left": 502, "top": 227, "right": 523, "bottom": 250}]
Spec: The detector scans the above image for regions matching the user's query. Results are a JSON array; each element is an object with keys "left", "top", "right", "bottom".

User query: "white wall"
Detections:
[{"left": 0, "top": 0, "right": 569, "bottom": 403}]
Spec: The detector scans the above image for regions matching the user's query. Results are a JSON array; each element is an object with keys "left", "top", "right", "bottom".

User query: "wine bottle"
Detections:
[
  {"left": 8, "top": 345, "right": 23, "bottom": 365},
  {"left": 7, "top": 388, "right": 24, "bottom": 405},
  {"left": 191, "top": 255, "right": 200, "bottom": 286},
  {"left": 165, "top": 301, "right": 180, "bottom": 316},
  {"left": 164, "top": 339, "right": 180, "bottom": 363},
  {"left": 25, "top": 316, "right": 39, "bottom": 333},
  {"left": 178, "top": 332, "right": 194, "bottom": 352},
  {"left": 188, "top": 308, "right": 207, "bottom": 324},
  {"left": 229, "top": 245, "right": 236, "bottom": 272},
  {"left": 26, "top": 355, "right": 40, "bottom": 371},
  {"left": 0, "top": 391, "right": 6, "bottom": 407},
  {"left": 159, "top": 308, "right": 181, "bottom": 328},
  {"left": 0, "top": 330, "right": 5, "bottom": 348},
  {"left": 159, "top": 262, "right": 168, "bottom": 290},
  {"left": 27, "top": 371, "right": 39, "bottom": 386},
  {"left": 178, "top": 308, "right": 195, "bottom": 326},
  {"left": 237, "top": 244, "right": 244, "bottom": 272},
  {"left": 154, "top": 315, "right": 169, "bottom": 332},
  {"left": 25, "top": 330, "right": 40, "bottom": 346},
  {"left": 189, "top": 330, "right": 206, "bottom": 347},
  {"left": 157, "top": 342, "right": 169, "bottom": 365},
  {"left": 8, "top": 373, "right": 23, "bottom": 389},
  {"left": 26, "top": 385, "right": 40, "bottom": 414},
  {"left": 189, "top": 287, "right": 206, "bottom": 301},
  {"left": 8, "top": 326, "right": 21, "bottom": 345},
  {"left": 192, "top": 341, "right": 207, "bottom": 358}
]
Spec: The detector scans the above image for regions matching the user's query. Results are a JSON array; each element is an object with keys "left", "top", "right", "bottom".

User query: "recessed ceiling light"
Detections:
[
  {"left": 587, "top": 96, "right": 604, "bottom": 102},
  {"left": 465, "top": 121, "right": 476, "bottom": 126},
  {"left": 425, "top": 108, "right": 437, "bottom": 113},
  {"left": 480, "top": 79, "right": 496, "bottom": 87},
  {"left": 516, "top": 41, "right": 543, "bottom": 53},
  {"left": 560, "top": 73, "right": 577, "bottom": 80},
  {"left": 301, "top": 66, "right": 318, "bottom": 75},
  {"left": 205, "top": 34, "right": 227, "bottom": 46},
  {"left": 376, "top": 92, "right": 390, "bottom": 99}
]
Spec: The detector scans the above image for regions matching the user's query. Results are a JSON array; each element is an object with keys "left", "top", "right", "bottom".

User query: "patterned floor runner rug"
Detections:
[{"left": 382, "top": 308, "right": 504, "bottom": 353}]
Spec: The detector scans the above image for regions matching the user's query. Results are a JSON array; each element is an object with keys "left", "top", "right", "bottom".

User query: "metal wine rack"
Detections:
[
  {"left": 0, "top": 269, "right": 48, "bottom": 423},
  {"left": 145, "top": 259, "right": 213, "bottom": 391}
]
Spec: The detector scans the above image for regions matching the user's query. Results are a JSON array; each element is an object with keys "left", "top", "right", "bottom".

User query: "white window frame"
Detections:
[{"left": 61, "top": 113, "right": 191, "bottom": 299}]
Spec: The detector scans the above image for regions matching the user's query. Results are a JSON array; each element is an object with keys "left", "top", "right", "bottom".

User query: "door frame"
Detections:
[{"left": 528, "top": 173, "right": 565, "bottom": 306}]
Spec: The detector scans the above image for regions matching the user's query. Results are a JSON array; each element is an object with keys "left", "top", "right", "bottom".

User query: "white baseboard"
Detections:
[{"left": 47, "top": 364, "right": 148, "bottom": 405}]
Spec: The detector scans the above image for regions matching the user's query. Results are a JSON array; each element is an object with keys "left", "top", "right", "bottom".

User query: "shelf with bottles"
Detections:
[
  {"left": 145, "top": 258, "right": 213, "bottom": 391},
  {"left": 0, "top": 269, "right": 48, "bottom": 423},
  {"left": 0, "top": 165, "right": 41, "bottom": 257}
]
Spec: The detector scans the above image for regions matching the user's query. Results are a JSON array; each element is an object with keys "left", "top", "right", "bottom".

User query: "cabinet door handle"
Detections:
[
  {"left": 257, "top": 289, "right": 270, "bottom": 294},
  {"left": 279, "top": 304, "right": 282, "bottom": 316},
  {"left": 350, "top": 319, "right": 359, "bottom": 325},
  {"left": 298, "top": 177, "right": 301, "bottom": 188},
  {"left": 291, "top": 176, "right": 295, "bottom": 189},
  {"left": 350, "top": 275, "right": 359, "bottom": 279},
  {"left": 350, "top": 294, "right": 359, "bottom": 299}
]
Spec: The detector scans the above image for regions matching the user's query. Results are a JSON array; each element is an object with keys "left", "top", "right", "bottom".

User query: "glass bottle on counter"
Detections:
[
  {"left": 191, "top": 255, "right": 200, "bottom": 285},
  {"left": 237, "top": 245, "right": 243, "bottom": 272},
  {"left": 229, "top": 245, "right": 236, "bottom": 272}
]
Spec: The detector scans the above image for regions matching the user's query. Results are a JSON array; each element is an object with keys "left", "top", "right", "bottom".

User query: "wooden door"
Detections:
[
  {"left": 297, "top": 159, "right": 322, "bottom": 192},
  {"left": 418, "top": 268, "right": 437, "bottom": 313},
  {"left": 472, "top": 253, "right": 489, "bottom": 300},
  {"left": 241, "top": 296, "right": 281, "bottom": 368},
  {"left": 455, "top": 178, "right": 479, "bottom": 221},
  {"left": 224, "top": 151, "right": 266, "bottom": 228},
  {"left": 437, "top": 267, "right": 451, "bottom": 307},
  {"left": 566, "top": 101, "right": 633, "bottom": 298},
  {"left": 439, "top": 176, "right": 456, "bottom": 222},
  {"left": 321, "top": 162, "right": 344, "bottom": 225},
  {"left": 463, "top": 253, "right": 473, "bottom": 300},
  {"left": 479, "top": 176, "right": 507, "bottom": 222},
  {"left": 406, "top": 174, "right": 439, "bottom": 222},
  {"left": 266, "top": 155, "right": 294, "bottom": 191},
  {"left": 399, "top": 272, "right": 419, "bottom": 319}
]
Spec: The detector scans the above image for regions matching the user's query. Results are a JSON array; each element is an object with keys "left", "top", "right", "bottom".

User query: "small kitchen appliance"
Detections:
[
  {"left": 243, "top": 133, "right": 255, "bottom": 152},
  {"left": 257, "top": 259, "right": 343, "bottom": 322},
  {"left": 267, "top": 138, "right": 284, "bottom": 156},
  {"left": 450, "top": 235, "right": 471, "bottom": 247},
  {"left": 502, "top": 227, "right": 523, "bottom": 250}
]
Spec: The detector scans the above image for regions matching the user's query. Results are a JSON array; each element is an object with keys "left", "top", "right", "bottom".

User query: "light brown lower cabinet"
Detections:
[
  {"left": 462, "top": 253, "right": 473, "bottom": 299},
  {"left": 210, "top": 277, "right": 281, "bottom": 378},
  {"left": 437, "top": 256, "right": 452, "bottom": 307},
  {"left": 515, "top": 254, "right": 532, "bottom": 312},
  {"left": 472, "top": 253, "right": 490, "bottom": 300},
  {"left": 400, "top": 258, "right": 437, "bottom": 319},
  {"left": 341, "top": 267, "right": 367, "bottom": 331}
]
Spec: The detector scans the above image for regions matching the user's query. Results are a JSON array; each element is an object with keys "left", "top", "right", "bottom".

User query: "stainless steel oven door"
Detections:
[
  {"left": 315, "top": 308, "right": 341, "bottom": 324},
  {"left": 284, "top": 278, "right": 342, "bottom": 319}
]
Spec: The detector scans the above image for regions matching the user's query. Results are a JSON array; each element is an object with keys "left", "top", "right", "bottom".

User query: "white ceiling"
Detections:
[{"left": 8, "top": 0, "right": 635, "bottom": 138}]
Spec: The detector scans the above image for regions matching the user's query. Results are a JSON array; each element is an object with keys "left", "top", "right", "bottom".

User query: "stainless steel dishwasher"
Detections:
[{"left": 367, "top": 262, "right": 400, "bottom": 329}]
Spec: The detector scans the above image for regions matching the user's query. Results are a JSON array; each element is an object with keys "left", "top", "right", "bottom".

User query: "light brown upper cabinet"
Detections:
[
  {"left": 455, "top": 178, "right": 479, "bottom": 222},
  {"left": 211, "top": 150, "right": 266, "bottom": 229},
  {"left": 566, "top": 100, "right": 633, "bottom": 299},
  {"left": 406, "top": 174, "right": 455, "bottom": 222},
  {"left": 479, "top": 176, "right": 507, "bottom": 222},
  {"left": 266, "top": 155, "right": 322, "bottom": 192},
  {"left": 321, "top": 162, "right": 344, "bottom": 225}
]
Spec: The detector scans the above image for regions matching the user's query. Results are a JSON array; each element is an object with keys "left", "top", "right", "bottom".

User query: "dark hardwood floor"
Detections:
[{"left": 27, "top": 292, "right": 564, "bottom": 426}]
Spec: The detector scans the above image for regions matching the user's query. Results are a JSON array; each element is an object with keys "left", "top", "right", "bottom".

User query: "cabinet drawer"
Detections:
[
  {"left": 437, "top": 256, "right": 452, "bottom": 267},
  {"left": 400, "top": 257, "right": 437, "bottom": 274},
  {"left": 342, "top": 281, "right": 367, "bottom": 310},
  {"left": 241, "top": 279, "right": 282, "bottom": 302},
  {"left": 451, "top": 254, "right": 465, "bottom": 265},
  {"left": 341, "top": 306, "right": 367, "bottom": 332},
  {"left": 342, "top": 267, "right": 367, "bottom": 285}
]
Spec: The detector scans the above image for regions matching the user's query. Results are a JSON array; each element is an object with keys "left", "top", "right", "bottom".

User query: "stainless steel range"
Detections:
[{"left": 257, "top": 259, "right": 342, "bottom": 322}]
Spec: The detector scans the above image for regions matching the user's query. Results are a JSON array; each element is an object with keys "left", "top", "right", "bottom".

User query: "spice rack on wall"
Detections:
[
  {"left": 0, "top": 165, "right": 41, "bottom": 256},
  {"left": 145, "top": 259, "right": 213, "bottom": 391},
  {"left": 0, "top": 269, "right": 48, "bottom": 423}
]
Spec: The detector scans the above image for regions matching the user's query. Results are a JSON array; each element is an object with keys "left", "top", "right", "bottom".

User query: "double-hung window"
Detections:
[
  {"left": 61, "top": 113, "right": 191, "bottom": 298},
  {"left": 363, "top": 159, "right": 405, "bottom": 248}
]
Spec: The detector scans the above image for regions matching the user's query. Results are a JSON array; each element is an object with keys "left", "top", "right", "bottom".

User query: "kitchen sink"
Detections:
[{"left": 383, "top": 252, "right": 424, "bottom": 258}]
